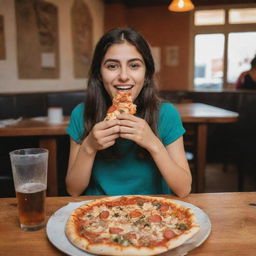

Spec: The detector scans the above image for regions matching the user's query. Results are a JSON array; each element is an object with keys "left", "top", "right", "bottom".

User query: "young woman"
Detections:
[{"left": 66, "top": 28, "right": 191, "bottom": 197}]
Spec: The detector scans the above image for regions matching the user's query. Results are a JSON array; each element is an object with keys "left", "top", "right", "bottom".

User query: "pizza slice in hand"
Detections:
[{"left": 104, "top": 91, "right": 137, "bottom": 121}]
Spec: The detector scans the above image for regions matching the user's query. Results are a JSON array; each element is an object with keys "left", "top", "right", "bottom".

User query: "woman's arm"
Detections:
[
  {"left": 118, "top": 113, "right": 191, "bottom": 197},
  {"left": 65, "top": 138, "right": 96, "bottom": 196},
  {"left": 147, "top": 136, "right": 192, "bottom": 198},
  {"left": 66, "top": 120, "right": 120, "bottom": 196}
]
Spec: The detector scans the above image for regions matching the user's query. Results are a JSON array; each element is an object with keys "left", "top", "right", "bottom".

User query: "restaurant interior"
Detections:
[{"left": 1, "top": 0, "right": 256, "bottom": 198}]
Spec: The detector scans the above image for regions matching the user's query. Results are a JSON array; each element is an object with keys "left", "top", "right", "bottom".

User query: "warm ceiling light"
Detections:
[{"left": 168, "top": 0, "right": 195, "bottom": 12}]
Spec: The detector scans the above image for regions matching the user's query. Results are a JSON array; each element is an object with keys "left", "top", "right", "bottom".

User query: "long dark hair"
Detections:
[{"left": 83, "top": 28, "right": 161, "bottom": 159}]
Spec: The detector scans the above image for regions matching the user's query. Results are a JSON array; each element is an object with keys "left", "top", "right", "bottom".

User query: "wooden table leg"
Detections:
[
  {"left": 196, "top": 124, "right": 207, "bottom": 193},
  {"left": 39, "top": 137, "right": 58, "bottom": 196}
]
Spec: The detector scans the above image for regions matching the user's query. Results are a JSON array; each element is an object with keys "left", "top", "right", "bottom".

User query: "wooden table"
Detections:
[
  {"left": 0, "top": 192, "right": 255, "bottom": 255},
  {"left": 0, "top": 118, "right": 68, "bottom": 196},
  {"left": 174, "top": 103, "right": 238, "bottom": 192}
]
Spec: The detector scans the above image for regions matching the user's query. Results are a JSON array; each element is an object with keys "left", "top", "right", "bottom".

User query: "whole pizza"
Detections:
[{"left": 65, "top": 196, "right": 200, "bottom": 255}]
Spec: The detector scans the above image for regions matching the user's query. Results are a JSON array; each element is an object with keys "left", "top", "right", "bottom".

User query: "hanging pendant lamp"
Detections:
[{"left": 168, "top": 0, "right": 195, "bottom": 12}]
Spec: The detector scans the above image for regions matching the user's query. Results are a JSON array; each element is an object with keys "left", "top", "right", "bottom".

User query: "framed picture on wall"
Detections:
[
  {"left": 165, "top": 46, "right": 179, "bottom": 67},
  {"left": 0, "top": 15, "right": 6, "bottom": 60}
]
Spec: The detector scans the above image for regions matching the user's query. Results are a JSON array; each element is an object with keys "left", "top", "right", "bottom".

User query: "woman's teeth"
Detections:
[{"left": 116, "top": 86, "right": 133, "bottom": 90}]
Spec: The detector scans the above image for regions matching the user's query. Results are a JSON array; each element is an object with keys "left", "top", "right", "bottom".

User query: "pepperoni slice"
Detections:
[
  {"left": 125, "top": 233, "right": 137, "bottom": 239},
  {"left": 130, "top": 210, "right": 142, "bottom": 218},
  {"left": 160, "top": 203, "right": 169, "bottom": 212},
  {"left": 99, "top": 211, "right": 109, "bottom": 219},
  {"left": 163, "top": 229, "right": 176, "bottom": 240},
  {"left": 107, "top": 105, "right": 117, "bottom": 113},
  {"left": 83, "top": 230, "right": 101, "bottom": 239},
  {"left": 148, "top": 214, "right": 162, "bottom": 223},
  {"left": 78, "top": 219, "right": 89, "bottom": 227},
  {"left": 109, "top": 227, "right": 124, "bottom": 234}
]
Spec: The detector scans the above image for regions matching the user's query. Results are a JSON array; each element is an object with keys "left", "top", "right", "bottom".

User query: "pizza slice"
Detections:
[{"left": 104, "top": 91, "right": 137, "bottom": 121}]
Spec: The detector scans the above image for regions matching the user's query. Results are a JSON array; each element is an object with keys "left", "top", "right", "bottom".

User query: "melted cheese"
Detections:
[{"left": 79, "top": 198, "right": 191, "bottom": 246}]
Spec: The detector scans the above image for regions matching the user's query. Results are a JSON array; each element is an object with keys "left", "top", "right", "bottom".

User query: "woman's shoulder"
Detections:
[
  {"left": 69, "top": 103, "right": 85, "bottom": 121},
  {"left": 71, "top": 102, "right": 85, "bottom": 115},
  {"left": 158, "top": 101, "right": 184, "bottom": 145},
  {"left": 159, "top": 101, "right": 179, "bottom": 115},
  {"left": 158, "top": 101, "right": 183, "bottom": 128},
  {"left": 67, "top": 103, "right": 85, "bottom": 143}
]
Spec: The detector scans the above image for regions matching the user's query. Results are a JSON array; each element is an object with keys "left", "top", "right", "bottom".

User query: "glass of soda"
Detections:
[{"left": 9, "top": 148, "right": 48, "bottom": 231}]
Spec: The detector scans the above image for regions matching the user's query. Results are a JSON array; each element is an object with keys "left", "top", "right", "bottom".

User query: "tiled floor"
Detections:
[{"left": 205, "top": 163, "right": 256, "bottom": 193}]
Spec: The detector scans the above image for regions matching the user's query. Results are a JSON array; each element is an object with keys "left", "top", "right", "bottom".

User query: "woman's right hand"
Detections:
[{"left": 81, "top": 120, "right": 120, "bottom": 155}]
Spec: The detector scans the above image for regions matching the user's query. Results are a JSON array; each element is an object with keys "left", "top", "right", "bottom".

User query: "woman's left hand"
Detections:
[{"left": 117, "top": 113, "right": 161, "bottom": 152}]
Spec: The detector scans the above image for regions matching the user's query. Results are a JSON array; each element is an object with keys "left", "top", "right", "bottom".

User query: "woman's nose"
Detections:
[{"left": 119, "top": 67, "right": 129, "bottom": 82}]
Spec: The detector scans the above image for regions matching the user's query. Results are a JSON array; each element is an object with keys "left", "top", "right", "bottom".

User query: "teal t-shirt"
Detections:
[{"left": 66, "top": 102, "right": 185, "bottom": 195}]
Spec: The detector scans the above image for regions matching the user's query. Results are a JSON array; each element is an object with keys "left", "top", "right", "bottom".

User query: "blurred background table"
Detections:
[
  {"left": 0, "top": 118, "right": 68, "bottom": 196},
  {"left": 175, "top": 103, "right": 238, "bottom": 192}
]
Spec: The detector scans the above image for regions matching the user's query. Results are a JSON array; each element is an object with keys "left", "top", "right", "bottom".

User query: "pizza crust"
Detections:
[
  {"left": 65, "top": 208, "right": 90, "bottom": 249},
  {"left": 65, "top": 196, "right": 200, "bottom": 256},
  {"left": 84, "top": 243, "right": 166, "bottom": 256}
]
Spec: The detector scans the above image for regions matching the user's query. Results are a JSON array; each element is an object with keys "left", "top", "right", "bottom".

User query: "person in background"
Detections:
[
  {"left": 65, "top": 28, "right": 191, "bottom": 197},
  {"left": 235, "top": 55, "right": 256, "bottom": 89}
]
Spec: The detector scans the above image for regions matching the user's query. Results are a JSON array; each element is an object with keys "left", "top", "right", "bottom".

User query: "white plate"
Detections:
[{"left": 46, "top": 199, "right": 211, "bottom": 256}]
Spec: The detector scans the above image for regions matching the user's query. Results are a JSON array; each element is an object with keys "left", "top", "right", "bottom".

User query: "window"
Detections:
[
  {"left": 194, "top": 34, "right": 224, "bottom": 89},
  {"left": 229, "top": 8, "right": 256, "bottom": 24},
  {"left": 191, "top": 4, "right": 256, "bottom": 90},
  {"left": 194, "top": 10, "right": 225, "bottom": 26},
  {"left": 227, "top": 32, "right": 256, "bottom": 83}
]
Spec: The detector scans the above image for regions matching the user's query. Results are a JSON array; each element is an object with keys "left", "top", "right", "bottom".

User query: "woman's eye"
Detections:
[
  {"left": 106, "top": 63, "right": 118, "bottom": 70},
  {"left": 130, "top": 63, "right": 140, "bottom": 69}
]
